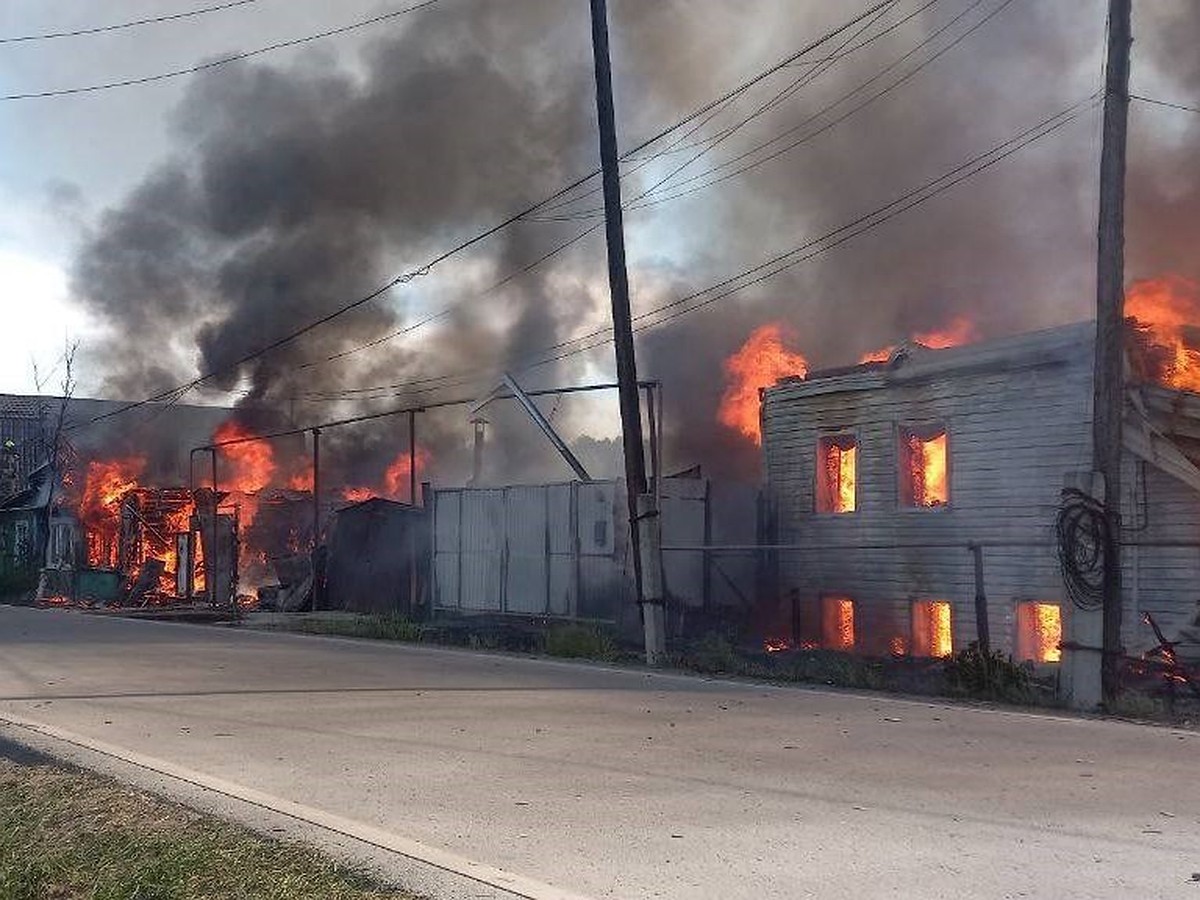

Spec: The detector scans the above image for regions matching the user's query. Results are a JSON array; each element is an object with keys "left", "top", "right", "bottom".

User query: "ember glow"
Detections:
[
  {"left": 214, "top": 420, "right": 276, "bottom": 495},
  {"left": 859, "top": 316, "right": 978, "bottom": 364},
  {"left": 719, "top": 323, "right": 809, "bottom": 445},
  {"left": 763, "top": 637, "right": 792, "bottom": 654},
  {"left": 903, "top": 431, "right": 948, "bottom": 508},
  {"left": 80, "top": 456, "right": 147, "bottom": 567},
  {"left": 383, "top": 447, "right": 432, "bottom": 501},
  {"left": 912, "top": 600, "right": 952, "bottom": 658},
  {"left": 1017, "top": 602, "right": 1062, "bottom": 663},
  {"left": 1127, "top": 276, "right": 1200, "bottom": 392},
  {"left": 821, "top": 597, "right": 855, "bottom": 651},
  {"left": 818, "top": 437, "right": 857, "bottom": 513}
]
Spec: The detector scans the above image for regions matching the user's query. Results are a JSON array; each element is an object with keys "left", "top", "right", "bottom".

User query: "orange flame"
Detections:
[
  {"left": 1018, "top": 602, "right": 1062, "bottom": 663},
  {"left": 214, "top": 420, "right": 276, "bottom": 495},
  {"left": 287, "top": 469, "right": 315, "bottom": 491},
  {"left": 904, "top": 432, "right": 948, "bottom": 507},
  {"left": 383, "top": 447, "right": 431, "bottom": 502},
  {"left": 819, "top": 439, "right": 857, "bottom": 513},
  {"left": 912, "top": 601, "right": 952, "bottom": 658},
  {"left": 341, "top": 486, "right": 375, "bottom": 503},
  {"left": 763, "top": 637, "right": 792, "bottom": 654},
  {"left": 80, "top": 457, "right": 147, "bottom": 567},
  {"left": 859, "top": 316, "right": 978, "bottom": 364},
  {"left": 719, "top": 323, "right": 809, "bottom": 445},
  {"left": 1127, "top": 276, "right": 1200, "bottom": 392},
  {"left": 821, "top": 597, "right": 855, "bottom": 651}
]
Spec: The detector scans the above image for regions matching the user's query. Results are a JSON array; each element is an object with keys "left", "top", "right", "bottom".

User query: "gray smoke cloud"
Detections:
[{"left": 70, "top": 0, "right": 1200, "bottom": 485}]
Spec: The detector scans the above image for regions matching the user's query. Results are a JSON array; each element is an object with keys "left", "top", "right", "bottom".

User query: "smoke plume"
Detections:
[{"left": 71, "top": 0, "right": 1200, "bottom": 484}]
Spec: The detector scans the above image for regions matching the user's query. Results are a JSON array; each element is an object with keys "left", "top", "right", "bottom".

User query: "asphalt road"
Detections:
[{"left": 0, "top": 606, "right": 1196, "bottom": 899}]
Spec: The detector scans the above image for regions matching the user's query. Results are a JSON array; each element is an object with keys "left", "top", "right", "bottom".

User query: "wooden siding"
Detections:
[
  {"left": 759, "top": 322, "right": 1200, "bottom": 657},
  {"left": 1123, "top": 457, "right": 1200, "bottom": 653}
]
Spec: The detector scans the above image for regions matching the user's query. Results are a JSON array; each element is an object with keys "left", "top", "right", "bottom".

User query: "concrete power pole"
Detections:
[
  {"left": 1093, "top": 0, "right": 1132, "bottom": 706},
  {"left": 587, "top": 0, "right": 666, "bottom": 665}
]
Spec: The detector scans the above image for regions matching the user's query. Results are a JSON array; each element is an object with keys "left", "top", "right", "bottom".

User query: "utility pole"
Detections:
[
  {"left": 311, "top": 427, "right": 321, "bottom": 613},
  {"left": 1093, "top": 0, "right": 1131, "bottom": 706},
  {"left": 588, "top": 0, "right": 665, "bottom": 664}
]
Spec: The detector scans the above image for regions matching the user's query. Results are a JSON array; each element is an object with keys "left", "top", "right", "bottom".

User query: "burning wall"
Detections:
[{"left": 759, "top": 323, "right": 1098, "bottom": 663}]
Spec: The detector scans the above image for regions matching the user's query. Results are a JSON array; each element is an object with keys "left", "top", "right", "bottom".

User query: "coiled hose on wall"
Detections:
[{"left": 1055, "top": 487, "right": 1111, "bottom": 611}]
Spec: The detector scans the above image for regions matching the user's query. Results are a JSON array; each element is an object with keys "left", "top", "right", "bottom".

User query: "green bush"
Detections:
[
  {"left": 676, "top": 632, "right": 742, "bottom": 674},
  {"left": 544, "top": 624, "right": 618, "bottom": 661},
  {"left": 944, "top": 642, "right": 1032, "bottom": 702}
]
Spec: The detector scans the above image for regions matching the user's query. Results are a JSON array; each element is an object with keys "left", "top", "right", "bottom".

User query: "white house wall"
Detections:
[{"left": 761, "top": 327, "right": 1096, "bottom": 656}]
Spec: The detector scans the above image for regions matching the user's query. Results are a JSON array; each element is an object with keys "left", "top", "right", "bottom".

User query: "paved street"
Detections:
[{"left": 0, "top": 605, "right": 1196, "bottom": 899}]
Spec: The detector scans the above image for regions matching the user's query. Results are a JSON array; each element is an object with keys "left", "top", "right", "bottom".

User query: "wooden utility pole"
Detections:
[
  {"left": 588, "top": 0, "right": 665, "bottom": 664},
  {"left": 1093, "top": 0, "right": 1132, "bottom": 706}
]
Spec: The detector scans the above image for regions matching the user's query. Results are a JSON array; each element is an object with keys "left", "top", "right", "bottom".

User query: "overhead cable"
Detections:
[
  {"left": 0, "top": 0, "right": 263, "bottom": 44},
  {"left": 1, "top": 0, "right": 442, "bottom": 101},
  {"left": 1131, "top": 93, "right": 1200, "bottom": 116},
  {"left": 287, "top": 94, "right": 1098, "bottom": 406},
  {"left": 66, "top": 1, "right": 897, "bottom": 429}
]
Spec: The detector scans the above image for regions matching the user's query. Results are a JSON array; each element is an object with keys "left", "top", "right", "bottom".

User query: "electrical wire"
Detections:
[
  {"left": 293, "top": 94, "right": 1098, "bottom": 406},
  {"left": 65, "top": 1, "right": 897, "bottom": 428},
  {"left": 506, "top": 94, "right": 1100, "bottom": 379},
  {"left": 540, "top": 0, "right": 930, "bottom": 218},
  {"left": 287, "top": 0, "right": 929, "bottom": 373},
  {"left": 631, "top": 0, "right": 1017, "bottom": 210},
  {"left": 1131, "top": 93, "right": 1200, "bottom": 116},
  {"left": 1, "top": 0, "right": 442, "bottom": 101},
  {"left": 551, "top": 0, "right": 1016, "bottom": 222},
  {"left": 0, "top": 0, "right": 263, "bottom": 44}
]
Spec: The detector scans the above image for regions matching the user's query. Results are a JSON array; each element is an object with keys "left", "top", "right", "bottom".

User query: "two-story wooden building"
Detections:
[{"left": 760, "top": 321, "right": 1200, "bottom": 704}]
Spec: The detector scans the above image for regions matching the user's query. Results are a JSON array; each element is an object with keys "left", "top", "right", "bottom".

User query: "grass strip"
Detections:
[{"left": 0, "top": 760, "right": 414, "bottom": 900}]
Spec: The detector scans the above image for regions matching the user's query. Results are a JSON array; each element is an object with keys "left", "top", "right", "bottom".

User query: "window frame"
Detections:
[
  {"left": 910, "top": 598, "right": 954, "bottom": 658},
  {"left": 895, "top": 421, "right": 952, "bottom": 511},
  {"left": 819, "top": 593, "right": 856, "bottom": 651},
  {"left": 1013, "top": 599, "right": 1064, "bottom": 664},
  {"left": 813, "top": 431, "right": 860, "bottom": 515}
]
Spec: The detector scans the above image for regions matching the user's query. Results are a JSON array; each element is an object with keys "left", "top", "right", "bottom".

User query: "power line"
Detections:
[
  {"left": 1131, "top": 93, "right": 1200, "bottom": 116},
  {"left": 548, "top": 0, "right": 1014, "bottom": 222},
  {"left": 541, "top": 0, "right": 931, "bottom": 218},
  {"left": 0, "top": 0, "right": 263, "bottom": 44},
  {"left": 509, "top": 94, "right": 1101, "bottom": 378},
  {"left": 67, "top": 1, "right": 897, "bottom": 429},
  {"left": 1, "top": 0, "right": 442, "bottom": 101},
  {"left": 632, "top": 0, "right": 1017, "bottom": 209},
  {"left": 298, "top": 5, "right": 905, "bottom": 373},
  {"left": 283, "top": 1, "right": 926, "bottom": 375},
  {"left": 288, "top": 94, "right": 1099, "bottom": 407}
]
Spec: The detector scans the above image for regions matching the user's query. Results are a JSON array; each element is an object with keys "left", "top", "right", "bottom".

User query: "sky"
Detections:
[
  {"left": 0, "top": 0, "right": 1197, "bottom": 483},
  {"left": 0, "top": 0, "right": 390, "bottom": 394}
]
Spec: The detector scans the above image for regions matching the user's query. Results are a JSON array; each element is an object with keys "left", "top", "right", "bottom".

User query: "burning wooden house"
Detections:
[{"left": 760, "top": 319, "right": 1200, "bottom": 705}]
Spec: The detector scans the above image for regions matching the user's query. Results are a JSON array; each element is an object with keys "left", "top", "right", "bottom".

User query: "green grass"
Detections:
[
  {"left": 544, "top": 624, "right": 618, "bottom": 661},
  {"left": 0, "top": 761, "right": 413, "bottom": 900},
  {"left": 291, "top": 614, "right": 423, "bottom": 643}
]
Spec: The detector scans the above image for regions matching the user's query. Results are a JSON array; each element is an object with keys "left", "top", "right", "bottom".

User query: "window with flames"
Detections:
[
  {"left": 911, "top": 600, "right": 953, "bottom": 658},
  {"left": 1015, "top": 602, "right": 1062, "bottom": 663},
  {"left": 816, "top": 435, "right": 857, "bottom": 513},
  {"left": 821, "top": 596, "right": 855, "bottom": 651},
  {"left": 898, "top": 425, "right": 949, "bottom": 508}
]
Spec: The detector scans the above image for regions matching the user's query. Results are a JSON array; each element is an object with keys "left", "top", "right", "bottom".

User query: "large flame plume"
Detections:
[
  {"left": 1127, "top": 275, "right": 1200, "bottom": 392},
  {"left": 80, "top": 457, "right": 147, "bottom": 568},
  {"left": 718, "top": 323, "right": 809, "bottom": 446},
  {"left": 859, "top": 316, "right": 978, "bottom": 364}
]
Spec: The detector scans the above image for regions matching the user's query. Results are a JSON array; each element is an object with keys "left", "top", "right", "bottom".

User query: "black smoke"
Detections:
[{"left": 71, "top": 0, "right": 1200, "bottom": 485}]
